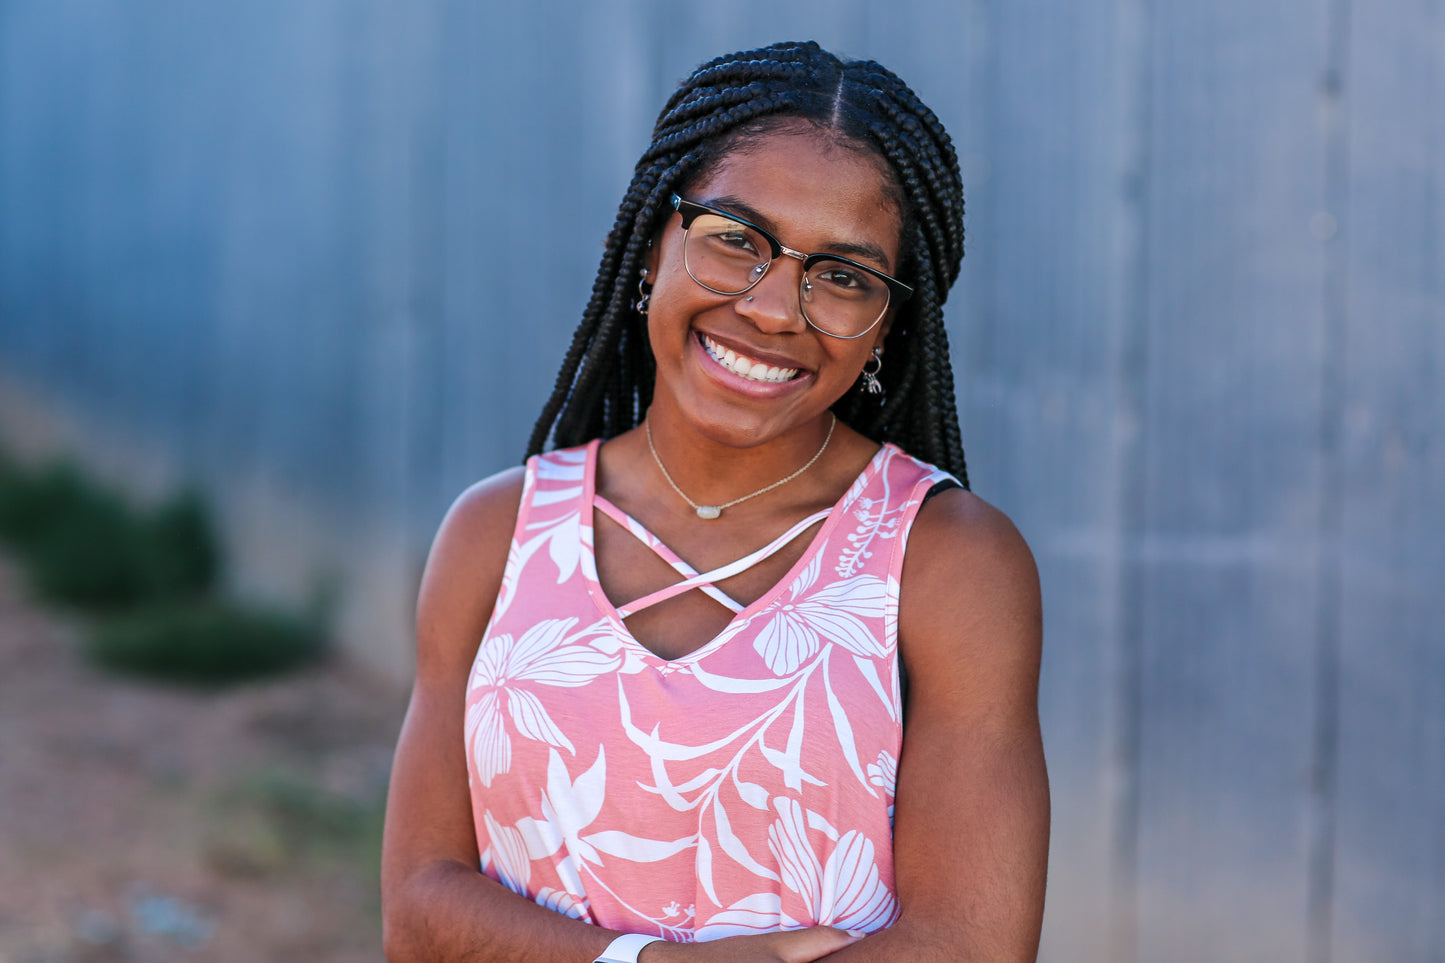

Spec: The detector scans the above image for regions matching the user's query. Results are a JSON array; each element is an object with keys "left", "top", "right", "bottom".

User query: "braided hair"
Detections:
[{"left": 526, "top": 40, "right": 969, "bottom": 487}]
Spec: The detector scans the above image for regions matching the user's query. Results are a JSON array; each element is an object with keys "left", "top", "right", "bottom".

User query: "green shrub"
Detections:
[
  {"left": 86, "top": 602, "right": 325, "bottom": 685},
  {"left": 1, "top": 455, "right": 319, "bottom": 687},
  {"left": 247, "top": 770, "right": 384, "bottom": 851},
  {"left": 206, "top": 769, "right": 386, "bottom": 879},
  {"left": 0, "top": 460, "right": 219, "bottom": 608},
  {"left": 0, "top": 461, "right": 95, "bottom": 550},
  {"left": 147, "top": 493, "right": 220, "bottom": 597},
  {"left": 28, "top": 483, "right": 154, "bottom": 606}
]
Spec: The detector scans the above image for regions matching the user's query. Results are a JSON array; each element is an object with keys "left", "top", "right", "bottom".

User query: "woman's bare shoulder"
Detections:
[
  {"left": 414, "top": 465, "right": 527, "bottom": 678},
  {"left": 436, "top": 465, "right": 528, "bottom": 557},
  {"left": 898, "top": 487, "right": 1042, "bottom": 711},
  {"left": 906, "top": 486, "right": 1038, "bottom": 599}
]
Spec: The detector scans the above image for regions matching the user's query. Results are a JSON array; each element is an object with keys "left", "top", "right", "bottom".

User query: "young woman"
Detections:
[{"left": 382, "top": 41, "right": 1048, "bottom": 963}]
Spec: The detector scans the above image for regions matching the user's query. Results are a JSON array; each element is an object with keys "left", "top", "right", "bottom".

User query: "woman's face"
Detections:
[{"left": 643, "top": 126, "right": 903, "bottom": 449}]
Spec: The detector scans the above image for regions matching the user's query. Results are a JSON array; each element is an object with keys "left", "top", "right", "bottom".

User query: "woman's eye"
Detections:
[
  {"left": 717, "top": 231, "right": 756, "bottom": 251},
  {"left": 816, "top": 267, "right": 873, "bottom": 292}
]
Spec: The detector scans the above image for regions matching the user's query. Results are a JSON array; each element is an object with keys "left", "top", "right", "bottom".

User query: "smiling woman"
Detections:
[{"left": 382, "top": 41, "right": 1048, "bottom": 963}]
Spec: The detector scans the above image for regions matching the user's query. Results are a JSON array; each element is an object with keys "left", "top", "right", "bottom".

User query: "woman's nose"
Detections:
[{"left": 735, "top": 261, "right": 807, "bottom": 334}]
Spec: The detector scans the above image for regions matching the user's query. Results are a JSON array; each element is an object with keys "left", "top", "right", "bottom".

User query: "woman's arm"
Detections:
[
  {"left": 380, "top": 469, "right": 859, "bottom": 963},
  {"left": 822, "top": 488, "right": 1049, "bottom": 962},
  {"left": 381, "top": 467, "right": 616, "bottom": 962}
]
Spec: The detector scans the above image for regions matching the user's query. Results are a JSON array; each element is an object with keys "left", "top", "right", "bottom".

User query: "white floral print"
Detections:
[
  {"left": 466, "top": 441, "right": 954, "bottom": 939},
  {"left": 750, "top": 552, "right": 889, "bottom": 675},
  {"left": 466, "top": 616, "right": 620, "bottom": 786}
]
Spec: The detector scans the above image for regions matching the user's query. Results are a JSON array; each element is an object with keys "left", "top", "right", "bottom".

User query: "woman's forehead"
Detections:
[{"left": 688, "top": 128, "right": 903, "bottom": 261}]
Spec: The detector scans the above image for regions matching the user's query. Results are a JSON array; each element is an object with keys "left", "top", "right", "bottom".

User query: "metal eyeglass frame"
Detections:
[{"left": 669, "top": 193, "right": 913, "bottom": 340}]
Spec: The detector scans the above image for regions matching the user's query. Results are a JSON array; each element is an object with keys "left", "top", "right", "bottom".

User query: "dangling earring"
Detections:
[
  {"left": 635, "top": 267, "right": 651, "bottom": 315},
  {"left": 860, "top": 347, "right": 884, "bottom": 397}
]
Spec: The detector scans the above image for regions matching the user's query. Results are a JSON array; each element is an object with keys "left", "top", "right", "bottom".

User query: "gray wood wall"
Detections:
[{"left": 0, "top": 2, "right": 1440, "bottom": 960}]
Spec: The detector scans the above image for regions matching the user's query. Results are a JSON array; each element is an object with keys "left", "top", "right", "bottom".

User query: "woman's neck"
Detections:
[{"left": 639, "top": 405, "right": 840, "bottom": 510}]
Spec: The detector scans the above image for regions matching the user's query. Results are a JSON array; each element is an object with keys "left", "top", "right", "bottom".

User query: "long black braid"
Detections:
[{"left": 526, "top": 41, "right": 970, "bottom": 488}]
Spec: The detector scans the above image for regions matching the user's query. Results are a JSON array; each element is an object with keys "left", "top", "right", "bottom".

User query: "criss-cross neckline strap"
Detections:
[
  {"left": 593, "top": 495, "right": 745, "bottom": 614},
  {"left": 595, "top": 497, "right": 833, "bottom": 620}
]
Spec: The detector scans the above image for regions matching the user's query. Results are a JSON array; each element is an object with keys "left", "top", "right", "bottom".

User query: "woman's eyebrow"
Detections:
[
  {"left": 826, "top": 239, "right": 893, "bottom": 272},
  {"left": 702, "top": 194, "right": 894, "bottom": 272},
  {"left": 700, "top": 195, "right": 775, "bottom": 231}
]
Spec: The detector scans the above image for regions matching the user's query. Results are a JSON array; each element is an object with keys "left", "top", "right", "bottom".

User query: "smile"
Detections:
[{"left": 700, "top": 334, "right": 800, "bottom": 383}]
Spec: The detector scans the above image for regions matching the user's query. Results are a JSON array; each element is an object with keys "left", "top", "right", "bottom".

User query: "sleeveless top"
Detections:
[{"left": 465, "top": 439, "right": 955, "bottom": 941}]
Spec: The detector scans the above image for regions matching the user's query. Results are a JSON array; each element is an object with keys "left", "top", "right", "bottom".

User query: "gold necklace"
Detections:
[{"left": 644, "top": 414, "right": 837, "bottom": 520}]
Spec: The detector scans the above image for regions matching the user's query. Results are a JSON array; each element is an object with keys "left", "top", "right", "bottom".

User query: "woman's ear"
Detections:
[
  {"left": 643, "top": 233, "right": 660, "bottom": 276},
  {"left": 871, "top": 316, "right": 891, "bottom": 356}
]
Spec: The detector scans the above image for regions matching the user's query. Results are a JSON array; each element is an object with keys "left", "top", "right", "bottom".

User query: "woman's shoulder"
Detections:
[
  {"left": 897, "top": 483, "right": 1041, "bottom": 686},
  {"left": 414, "top": 465, "right": 528, "bottom": 675},
  {"left": 434, "top": 440, "right": 595, "bottom": 537},
  {"left": 907, "top": 484, "right": 1034, "bottom": 578},
  {"left": 439, "top": 463, "right": 529, "bottom": 550}
]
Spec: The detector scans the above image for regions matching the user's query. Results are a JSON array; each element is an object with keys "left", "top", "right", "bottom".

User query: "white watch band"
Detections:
[{"left": 593, "top": 932, "right": 663, "bottom": 963}]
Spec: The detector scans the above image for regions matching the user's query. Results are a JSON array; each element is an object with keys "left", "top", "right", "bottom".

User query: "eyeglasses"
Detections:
[{"left": 670, "top": 194, "right": 912, "bottom": 340}]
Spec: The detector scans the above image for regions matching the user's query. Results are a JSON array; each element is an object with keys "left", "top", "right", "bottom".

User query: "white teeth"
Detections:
[{"left": 701, "top": 335, "right": 798, "bottom": 383}]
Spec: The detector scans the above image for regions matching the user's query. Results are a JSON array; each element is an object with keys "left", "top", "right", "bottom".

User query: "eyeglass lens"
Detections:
[{"left": 682, "top": 213, "right": 889, "bottom": 338}]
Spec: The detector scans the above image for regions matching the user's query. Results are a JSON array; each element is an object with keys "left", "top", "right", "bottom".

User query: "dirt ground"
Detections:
[{"left": 0, "top": 557, "right": 409, "bottom": 963}]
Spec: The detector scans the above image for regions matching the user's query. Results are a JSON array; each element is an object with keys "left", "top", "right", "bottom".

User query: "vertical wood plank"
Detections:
[
  {"left": 0, "top": 2, "right": 100, "bottom": 400},
  {"left": 889, "top": 1, "right": 1145, "bottom": 958},
  {"left": 1133, "top": 3, "right": 1334, "bottom": 959},
  {"left": 1330, "top": 1, "right": 1445, "bottom": 958}
]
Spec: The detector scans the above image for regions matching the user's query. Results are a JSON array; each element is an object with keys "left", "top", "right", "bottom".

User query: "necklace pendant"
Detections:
[{"left": 696, "top": 505, "right": 722, "bottom": 520}]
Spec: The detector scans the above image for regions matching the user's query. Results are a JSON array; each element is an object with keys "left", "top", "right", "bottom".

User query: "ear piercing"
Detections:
[
  {"left": 636, "top": 268, "right": 651, "bottom": 315},
  {"left": 860, "top": 347, "right": 884, "bottom": 395}
]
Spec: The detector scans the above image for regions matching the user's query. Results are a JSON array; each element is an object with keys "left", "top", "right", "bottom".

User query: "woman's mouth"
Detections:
[{"left": 699, "top": 334, "right": 800, "bottom": 384}]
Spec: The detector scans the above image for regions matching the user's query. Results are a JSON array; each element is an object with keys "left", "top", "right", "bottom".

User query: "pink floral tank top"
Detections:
[{"left": 465, "top": 439, "right": 953, "bottom": 941}]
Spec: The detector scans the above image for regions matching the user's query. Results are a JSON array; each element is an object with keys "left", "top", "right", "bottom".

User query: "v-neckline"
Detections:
[{"left": 579, "top": 438, "right": 892, "bottom": 666}]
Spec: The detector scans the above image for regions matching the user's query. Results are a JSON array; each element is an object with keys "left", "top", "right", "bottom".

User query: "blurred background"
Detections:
[{"left": 0, "top": 1, "right": 1440, "bottom": 961}]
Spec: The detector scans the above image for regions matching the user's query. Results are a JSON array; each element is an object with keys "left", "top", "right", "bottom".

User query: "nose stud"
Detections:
[{"left": 744, "top": 296, "right": 755, "bottom": 302}]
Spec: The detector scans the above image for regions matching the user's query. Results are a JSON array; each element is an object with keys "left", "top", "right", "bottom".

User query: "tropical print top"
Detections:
[{"left": 465, "top": 439, "right": 954, "bottom": 941}]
